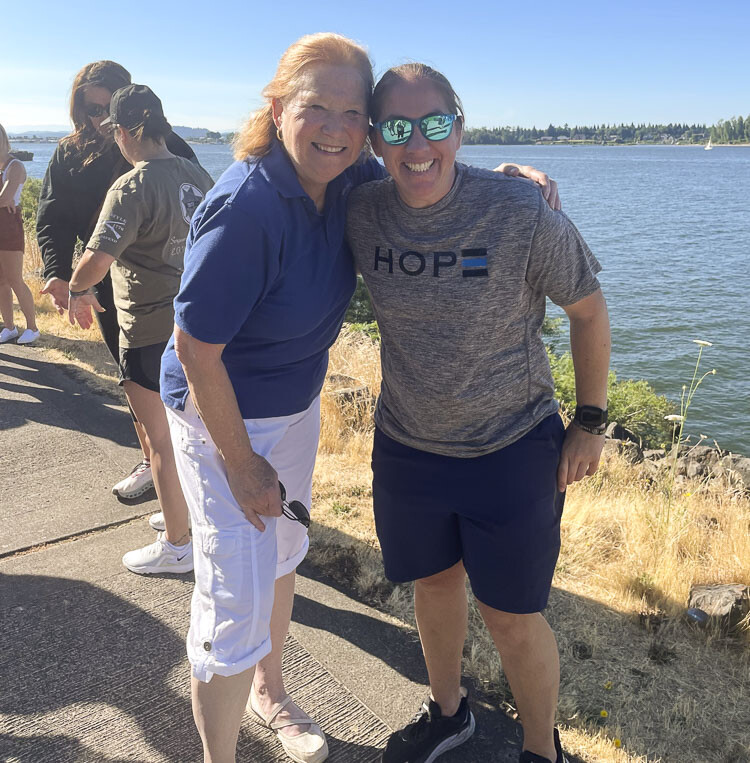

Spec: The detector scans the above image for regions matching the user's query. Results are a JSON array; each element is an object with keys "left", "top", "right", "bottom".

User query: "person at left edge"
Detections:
[
  {"left": 0, "top": 122, "right": 39, "bottom": 344},
  {"left": 67, "top": 84, "right": 213, "bottom": 574},
  {"left": 37, "top": 60, "right": 205, "bottom": 502}
]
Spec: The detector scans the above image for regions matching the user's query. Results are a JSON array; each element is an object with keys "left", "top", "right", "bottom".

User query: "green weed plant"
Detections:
[{"left": 662, "top": 340, "right": 716, "bottom": 523}]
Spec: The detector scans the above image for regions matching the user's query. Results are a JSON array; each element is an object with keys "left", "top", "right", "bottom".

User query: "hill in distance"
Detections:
[{"left": 9, "top": 126, "right": 230, "bottom": 139}]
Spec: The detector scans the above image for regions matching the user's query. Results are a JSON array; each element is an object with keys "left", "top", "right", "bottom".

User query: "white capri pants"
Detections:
[{"left": 166, "top": 394, "right": 320, "bottom": 683}]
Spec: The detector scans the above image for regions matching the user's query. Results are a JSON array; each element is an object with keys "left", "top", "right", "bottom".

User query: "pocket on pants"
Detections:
[{"left": 196, "top": 529, "right": 241, "bottom": 557}]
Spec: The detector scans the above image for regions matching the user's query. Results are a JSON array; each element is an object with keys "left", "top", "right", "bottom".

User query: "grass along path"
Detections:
[
  {"left": 9, "top": 241, "right": 750, "bottom": 763},
  {"left": 318, "top": 330, "right": 750, "bottom": 763}
]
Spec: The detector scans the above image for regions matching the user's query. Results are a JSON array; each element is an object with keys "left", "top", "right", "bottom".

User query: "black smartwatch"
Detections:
[{"left": 572, "top": 405, "right": 608, "bottom": 435}]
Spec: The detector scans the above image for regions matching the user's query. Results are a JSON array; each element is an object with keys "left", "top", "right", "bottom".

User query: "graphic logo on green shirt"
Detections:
[{"left": 179, "top": 183, "right": 205, "bottom": 224}]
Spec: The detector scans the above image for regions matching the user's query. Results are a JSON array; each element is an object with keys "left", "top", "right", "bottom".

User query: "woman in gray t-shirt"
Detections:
[{"left": 346, "top": 64, "right": 611, "bottom": 763}]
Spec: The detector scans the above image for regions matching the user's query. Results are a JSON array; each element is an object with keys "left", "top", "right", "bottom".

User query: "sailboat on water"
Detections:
[{"left": 705, "top": 137, "right": 713, "bottom": 151}]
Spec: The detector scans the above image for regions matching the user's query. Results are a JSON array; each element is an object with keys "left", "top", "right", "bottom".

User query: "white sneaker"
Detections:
[
  {"left": 0, "top": 327, "right": 19, "bottom": 343},
  {"left": 112, "top": 461, "right": 154, "bottom": 499},
  {"left": 122, "top": 532, "right": 194, "bottom": 575},
  {"left": 16, "top": 329, "right": 40, "bottom": 345},
  {"left": 149, "top": 511, "right": 191, "bottom": 532}
]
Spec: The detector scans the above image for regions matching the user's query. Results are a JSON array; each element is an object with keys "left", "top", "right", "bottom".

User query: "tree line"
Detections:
[
  {"left": 462, "top": 116, "right": 750, "bottom": 145},
  {"left": 709, "top": 115, "right": 750, "bottom": 144}
]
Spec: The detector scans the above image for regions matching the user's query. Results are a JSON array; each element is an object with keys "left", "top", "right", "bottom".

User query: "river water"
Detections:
[{"left": 14, "top": 141, "right": 750, "bottom": 452}]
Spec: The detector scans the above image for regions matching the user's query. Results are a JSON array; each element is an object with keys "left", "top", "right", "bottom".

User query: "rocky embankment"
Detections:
[
  {"left": 603, "top": 421, "right": 750, "bottom": 494},
  {"left": 603, "top": 422, "right": 750, "bottom": 630}
]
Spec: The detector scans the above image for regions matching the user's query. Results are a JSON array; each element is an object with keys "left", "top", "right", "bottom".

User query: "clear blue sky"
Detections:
[{"left": 3, "top": 0, "right": 748, "bottom": 132}]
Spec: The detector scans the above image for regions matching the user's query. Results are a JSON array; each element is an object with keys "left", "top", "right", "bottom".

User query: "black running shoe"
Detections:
[
  {"left": 519, "top": 728, "right": 568, "bottom": 763},
  {"left": 381, "top": 694, "right": 475, "bottom": 763}
]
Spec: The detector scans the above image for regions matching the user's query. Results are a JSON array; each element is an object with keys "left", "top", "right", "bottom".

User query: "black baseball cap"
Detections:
[{"left": 101, "top": 84, "right": 167, "bottom": 129}]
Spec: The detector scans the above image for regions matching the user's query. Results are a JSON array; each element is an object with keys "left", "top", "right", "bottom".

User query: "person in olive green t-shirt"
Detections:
[
  {"left": 68, "top": 85, "right": 213, "bottom": 577},
  {"left": 89, "top": 155, "right": 211, "bottom": 348}
]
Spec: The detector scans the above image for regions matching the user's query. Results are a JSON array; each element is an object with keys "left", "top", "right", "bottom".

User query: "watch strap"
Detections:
[
  {"left": 573, "top": 404, "right": 608, "bottom": 435},
  {"left": 571, "top": 418, "right": 607, "bottom": 435}
]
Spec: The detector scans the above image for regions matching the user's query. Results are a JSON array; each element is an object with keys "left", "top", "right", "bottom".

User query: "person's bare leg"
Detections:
[
  {"left": 478, "top": 605, "right": 559, "bottom": 761},
  {"left": 252, "top": 570, "right": 315, "bottom": 736},
  {"left": 193, "top": 668, "right": 254, "bottom": 763},
  {"left": 0, "top": 251, "right": 36, "bottom": 331},
  {"left": 133, "top": 419, "right": 152, "bottom": 463},
  {"left": 122, "top": 381, "right": 189, "bottom": 543},
  {"left": 413, "top": 561, "right": 468, "bottom": 716},
  {"left": 0, "top": 278, "right": 14, "bottom": 329},
  {"left": 0, "top": 257, "right": 14, "bottom": 329}
]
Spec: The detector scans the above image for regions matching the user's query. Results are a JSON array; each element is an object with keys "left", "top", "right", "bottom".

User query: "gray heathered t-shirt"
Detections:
[{"left": 346, "top": 162, "right": 602, "bottom": 457}]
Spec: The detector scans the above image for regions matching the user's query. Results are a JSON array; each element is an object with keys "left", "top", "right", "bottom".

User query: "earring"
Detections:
[{"left": 276, "top": 126, "right": 283, "bottom": 142}]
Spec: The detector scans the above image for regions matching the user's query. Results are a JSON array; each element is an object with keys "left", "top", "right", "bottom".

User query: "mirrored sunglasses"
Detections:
[
  {"left": 84, "top": 102, "right": 110, "bottom": 118},
  {"left": 373, "top": 113, "right": 458, "bottom": 146},
  {"left": 279, "top": 481, "right": 310, "bottom": 528}
]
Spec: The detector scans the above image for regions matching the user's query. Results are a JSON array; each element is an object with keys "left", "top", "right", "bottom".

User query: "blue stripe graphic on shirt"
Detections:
[{"left": 461, "top": 248, "right": 488, "bottom": 277}]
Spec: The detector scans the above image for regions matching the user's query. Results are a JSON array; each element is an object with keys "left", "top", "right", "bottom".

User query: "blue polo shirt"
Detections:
[{"left": 160, "top": 142, "right": 384, "bottom": 418}]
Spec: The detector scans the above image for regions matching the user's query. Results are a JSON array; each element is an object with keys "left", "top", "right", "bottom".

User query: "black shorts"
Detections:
[
  {"left": 118, "top": 341, "right": 168, "bottom": 393},
  {"left": 371, "top": 413, "right": 566, "bottom": 614}
]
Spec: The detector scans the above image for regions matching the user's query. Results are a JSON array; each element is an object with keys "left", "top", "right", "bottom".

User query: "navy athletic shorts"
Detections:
[
  {"left": 371, "top": 413, "right": 566, "bottom": 614},
  {"left": 118, "top": 341, "right": 168, "bottom": 393}
]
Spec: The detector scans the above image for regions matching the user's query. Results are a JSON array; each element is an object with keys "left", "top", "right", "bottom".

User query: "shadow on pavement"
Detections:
[
  {"left": 0, "top": 571, "right": 195, "bottom": 761},
  {"left": 296, "top": 536, "right": 590, "bottom": 763},
  {"left": 0, "top": 349, "right": 135, "bottom": 449},
  {"left": 1, "top": 570, "right": 345, "bottom": 762}
]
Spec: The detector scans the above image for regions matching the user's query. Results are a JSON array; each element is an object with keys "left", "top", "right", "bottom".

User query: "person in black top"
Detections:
[{"left": 37, "top": 60, "right": 203, "bottom": 500}]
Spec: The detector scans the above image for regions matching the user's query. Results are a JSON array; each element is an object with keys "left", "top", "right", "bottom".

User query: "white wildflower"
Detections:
[
  {"left": 692, "top": 340, "right": 713, "bottom": 347},
  {"left": 665, "top": 414, "right": 685, "bottom": 422}
]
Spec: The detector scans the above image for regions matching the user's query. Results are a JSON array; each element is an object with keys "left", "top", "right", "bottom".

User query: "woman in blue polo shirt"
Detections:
[
  {"left": 160, "top": 33, "right": 379, "bottom": 763},
  {"left": 161, "top": 33, "right": 557, "bottom": 763}
]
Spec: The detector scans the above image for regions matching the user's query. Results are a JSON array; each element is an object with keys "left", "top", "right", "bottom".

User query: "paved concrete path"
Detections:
[{"left": 0, "top": 341, "right": 529, "bottom": 762}]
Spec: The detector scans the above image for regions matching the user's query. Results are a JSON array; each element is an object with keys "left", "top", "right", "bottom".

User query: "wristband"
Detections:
[
  {"left": 68, "top": 287, "right": 91, "bottom": 298},
  {"left": 572, "top": 404, "right": 608, "bottom": 435},
  {"left": 571, "top": 418, "right": 607, "bottom": 436}
]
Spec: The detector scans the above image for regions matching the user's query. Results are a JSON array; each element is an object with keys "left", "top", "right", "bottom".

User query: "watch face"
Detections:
[{"left": 579, "top": 407, "right": 606, "bottom": 426}]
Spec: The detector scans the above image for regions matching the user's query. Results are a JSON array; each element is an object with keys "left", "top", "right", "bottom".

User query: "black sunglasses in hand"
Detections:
[{"left": 279, "top": 481, "right": 310, "bottom": 528}]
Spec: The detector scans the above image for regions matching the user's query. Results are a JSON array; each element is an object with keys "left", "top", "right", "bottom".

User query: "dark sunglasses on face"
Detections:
[
  {"left": 279, "top": 481, "right": 310, "bottom": 528},
  {"left": 373, "top": 113, "right": 458, "bottom": 146},
  {"left": 84, "top": 102, "right": 110, "bottom": 118}
]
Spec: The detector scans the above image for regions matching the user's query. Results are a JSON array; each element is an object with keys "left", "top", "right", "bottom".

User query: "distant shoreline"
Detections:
[
  {"left": 462, "top": 141, "right": 750, "bottom": 148},
  {"left": 9, "top": 137, "right": 750, "bottom": 148}
]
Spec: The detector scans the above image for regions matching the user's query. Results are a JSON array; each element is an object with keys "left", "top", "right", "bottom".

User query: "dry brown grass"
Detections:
[
  {"left": 12, "top": 234, "right": 749, "bottom": 762},
  {"left": 7, "top": 231, "right": 120, "bottom": 392},
  {"left": 316, "top": 331, "right": 750, "bottom": 763}
]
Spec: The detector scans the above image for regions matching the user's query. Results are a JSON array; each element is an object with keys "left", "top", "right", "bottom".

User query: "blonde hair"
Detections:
[
  {"left": 371, "top": 62, "right": 465, "bottom": 124},
  {"left": 234, "top": 32, "right": 373, "bottom": 161},
  {"left": 0, "top": 123, "right": 9, "bottom": 157}
]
